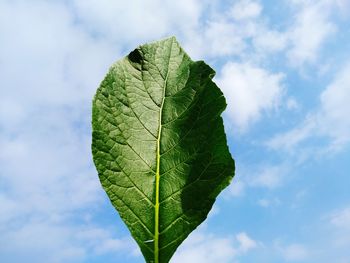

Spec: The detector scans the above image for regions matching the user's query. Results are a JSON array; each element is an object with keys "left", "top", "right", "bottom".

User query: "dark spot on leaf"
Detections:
[{"left": 128, "top": 48, "right": 142, "bottom": 63}]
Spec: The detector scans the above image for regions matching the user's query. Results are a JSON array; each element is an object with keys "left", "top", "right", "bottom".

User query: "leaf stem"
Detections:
[
  {"left": 155, "top": 79, "right": 167, "bottom": 263},
  {"left": 155, "top": 39, "right": 173, "bottom": 263}
]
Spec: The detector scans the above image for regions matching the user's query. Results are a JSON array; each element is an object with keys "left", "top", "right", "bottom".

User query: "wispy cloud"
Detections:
[
  {"left": 225, "top": 161, "right": 290, "bottom": 200},
  {"left": 267, "top": 62, "right": 350, "bottom": 157},
  {"left": 280, "top": 243, "right": 309, "bottom": 261},
  {"left": 286, "top": 0, "right": 337, "bottom": 68},
  {"left": 330, "top": 207, "right": 350, "bottom": 230}
]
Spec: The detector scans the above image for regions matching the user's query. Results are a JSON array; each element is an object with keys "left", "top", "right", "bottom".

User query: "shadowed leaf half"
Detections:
[{"left": 92, "top": 36, "right": 235, "bottom": 263}]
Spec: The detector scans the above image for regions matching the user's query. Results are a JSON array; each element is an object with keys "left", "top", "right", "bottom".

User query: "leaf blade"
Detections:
[{"left": 92, "top": 36, "right": 235, "bottom": 263}]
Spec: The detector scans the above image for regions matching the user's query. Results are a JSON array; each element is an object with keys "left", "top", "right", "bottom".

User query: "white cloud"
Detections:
[
  {"left": 250, "top": 164, "right": 288, "bottom": 189},
  {"left": 72, "top": 0, "right": 203, "bottom": 46},
  {"left": 330, "top": 207, "right": 350, "bottom": 230},
  {"left": 0, "top": 1, "right": 138, "bottom": 261},
  {"left": 286, "top": 98, "right": 300, "bottom": 111},
  {"left": 253, "top": 29, "right": 287, "bottom": 54},
  {"left": 335, "top": 0, "right": 350, "bottom": 17},
  {"left": 171, "top": 231, "right": 257, "bottom": 263},
  {"left": 319, "top": 64, "right": 350, "bottom": 145},
  {"left": 224, "top": 162, "right": 289, "bottom": 201},
  {"left": 268, "top": 63, "right": 350, "bottom": 154},
  {"left": 257, "top": 199, "right": 270, "bottom": 207},
  {"left": 287, "top": 0, "right": 337, "bottom": 67},
  {"left": 227, "top": 178, "right": 246, "bottom": 197},
  {"left": 263, "top": 206, "right": 350, "bottom": 262},
  {"left": 216, "top": 62, "right": 285, "bottom": 131},
  {"left": 194, "top": 0, "right": 346, "bottom": 72},
  {"left": 257, "top": 198, "right": 281, "bottom": 208},
  {"left": 282, "top": 244, "right": 309, "bottom": 261},
  {"left": 190, "top": 0, "right": 345, "bottom": 69},
  {"left": 94, "top": 238, "right": 129, "bottom": 255},
  {"left": 230, "top": 0, "right": 262, "bottom": 20},
  {"left": 77, "top": 228, "right": 137, "bottom": 256},
  {"left": 171, "top": 232, "right": 236, "bottom": 263},
  {"left": 190, "top": 20, "right": 247, "bottom": 58},
  {"left": 0, "top": 221, "right": 137, "bottom": 263},
  {"left": 0, "top": 1, "right": 118, "bottom": 110},
  {"left": 181, "top": 0, "right": 289, "bottom": 60},
  {"left": 267, "top": 117, "right": 316, "bottom": 152},
  {"left": 327, "top": 206, "right": 350, "bottom": 249},
  {"left": 0, "top": 0, "right": 103, "bottom": 211},
  {"left": 272, "top": 239, "right": 310, "bottom": 261},
  {"left": 0, "top": 194, "right": 17, "bottom": 224},
  {"left": 71, "top": 0, "right": 277, "bottom": 63},
  {"left": 208, "top": 204, "right": 221, "bottom": 218},
  {"left": 236, "top": 232, "right": 257, "bottom": 252}
]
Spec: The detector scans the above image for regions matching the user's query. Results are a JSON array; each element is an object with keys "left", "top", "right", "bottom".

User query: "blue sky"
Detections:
[{"left": 1, "top": 0, "right": 350, "bottom": 262}]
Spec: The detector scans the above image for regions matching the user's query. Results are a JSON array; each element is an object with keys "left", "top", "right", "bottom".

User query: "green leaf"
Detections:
[{"left": 92, "top": 36, "right": 235, "bottom": 263}]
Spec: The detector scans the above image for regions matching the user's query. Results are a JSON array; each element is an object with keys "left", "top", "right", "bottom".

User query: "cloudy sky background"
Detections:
[{"left": 1, "top": 0, "right": 350, "bottom": 262}]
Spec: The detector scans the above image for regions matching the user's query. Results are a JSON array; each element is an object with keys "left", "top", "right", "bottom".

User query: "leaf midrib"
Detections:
[{"left": 154, "top": 38, "right": 173, "bottom": 263}]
